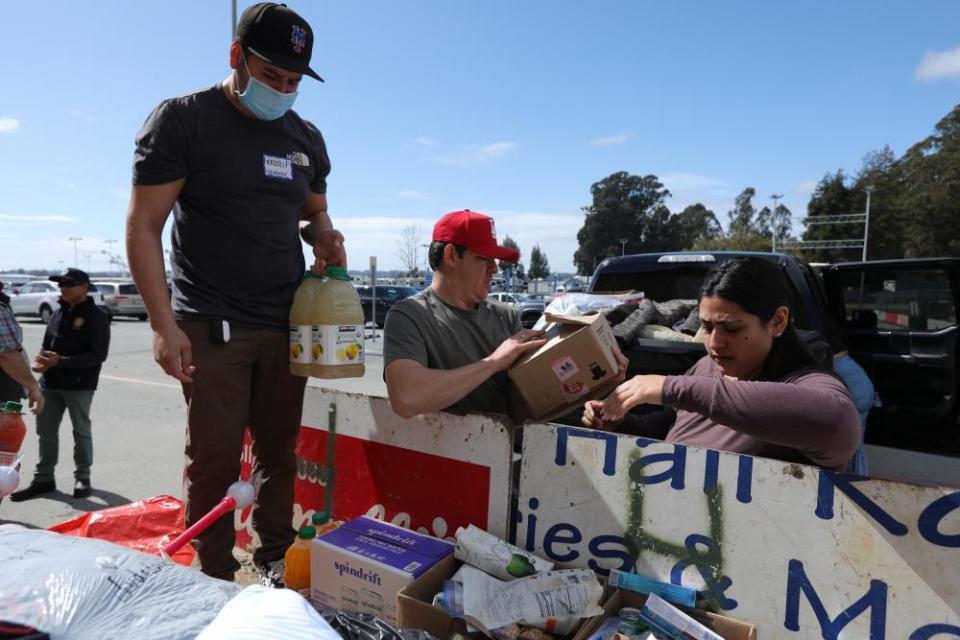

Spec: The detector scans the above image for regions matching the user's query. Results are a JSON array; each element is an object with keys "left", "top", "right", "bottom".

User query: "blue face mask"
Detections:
[{"left": 236, "top": 57, "right": 298, "bottom": 121}]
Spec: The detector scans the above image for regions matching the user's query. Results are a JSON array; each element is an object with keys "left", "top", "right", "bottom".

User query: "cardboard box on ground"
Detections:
[
  {"left": 311, "top": 516, "right": 455, "bottom": 626},
  {"left": 509, "top": 314, "right": 621, "bottom": 421},
  {"left": 573, "top": 589, "right": 757, "bottom": 640}
]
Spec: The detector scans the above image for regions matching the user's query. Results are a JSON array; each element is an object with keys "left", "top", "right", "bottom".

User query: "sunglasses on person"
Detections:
[{"left": 58, "top": 281, "right": 83, "bottom": 289}]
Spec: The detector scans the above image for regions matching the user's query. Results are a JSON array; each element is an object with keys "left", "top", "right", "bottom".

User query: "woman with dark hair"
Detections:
[{"left": 583, "top": 257, "right": 861, "bottom": 471}]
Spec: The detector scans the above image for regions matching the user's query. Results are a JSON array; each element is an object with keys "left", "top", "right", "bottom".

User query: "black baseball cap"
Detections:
[
  {"left": 236, "top": 3, "right": 323, "bottom": 82},
  {"left": 49, "top": 268, "right": 90, "bottom": 285}
]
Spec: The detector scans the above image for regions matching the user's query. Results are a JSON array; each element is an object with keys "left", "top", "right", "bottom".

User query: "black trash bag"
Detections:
[{"left": 321, "top": 610, "right": 438, "bottom": 640}]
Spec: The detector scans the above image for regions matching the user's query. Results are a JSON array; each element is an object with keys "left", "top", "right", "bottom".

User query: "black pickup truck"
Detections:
[{"left": 588, "top": 252, "right": 960, "bottom": 454}]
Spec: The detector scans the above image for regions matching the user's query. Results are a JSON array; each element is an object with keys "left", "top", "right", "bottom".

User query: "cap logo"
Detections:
[
  {"left": 291, "top": 24, "right": 306, "bottom": 53},
  {"left": 489, "top": 220, "right": 498, "bottom": 242}
]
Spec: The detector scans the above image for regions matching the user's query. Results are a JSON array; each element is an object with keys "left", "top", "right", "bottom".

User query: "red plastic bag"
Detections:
[{"left": 48, "top": 494, "right": 197, "bottom": 566}]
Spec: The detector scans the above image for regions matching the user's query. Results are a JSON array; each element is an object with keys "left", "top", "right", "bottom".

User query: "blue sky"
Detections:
[{"left": 1, "top": 1, "right": 958, "bottom": 274}]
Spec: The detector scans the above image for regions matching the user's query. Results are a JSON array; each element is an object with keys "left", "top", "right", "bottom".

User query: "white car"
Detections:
[
  {"left": 486, "top": 292, "right": 522, "bottom": 305},
  {"left": 9, "top": 280, "right": 107, "bottom": 323},
  {"left": 94, "top": 281, "right": 148, "bottom": 321}
]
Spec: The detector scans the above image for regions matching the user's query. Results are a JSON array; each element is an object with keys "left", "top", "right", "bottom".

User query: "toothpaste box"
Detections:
[{"left": 310, "top": 516, "right": 455, "bottom": 625}]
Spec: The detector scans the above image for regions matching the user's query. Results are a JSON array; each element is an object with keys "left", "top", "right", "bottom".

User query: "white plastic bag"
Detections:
[
  {"left": 0, "top": 525, "right": 239, "bottom": 639},
  {"left": 534, "top": 292, "right": 644, "bottom": 330},
  {"left": 198, "top": 585, "right": 342, "bottom": 640}
]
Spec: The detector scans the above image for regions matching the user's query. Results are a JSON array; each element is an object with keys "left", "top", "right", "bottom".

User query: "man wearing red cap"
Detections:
[
  {"left": 126, "top": 3, "right": 344, "bottom": 585},
  {"left": 384, "top": 210, "right": 546, "bottom": 419}
]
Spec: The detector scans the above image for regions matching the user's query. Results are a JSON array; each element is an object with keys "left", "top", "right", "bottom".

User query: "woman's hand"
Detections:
[
  {"left": 581, "top": 400, "right": 623, "bottom": 431},
  {"left": 599, "top": 375, "right": 666, "bottom": 422}
]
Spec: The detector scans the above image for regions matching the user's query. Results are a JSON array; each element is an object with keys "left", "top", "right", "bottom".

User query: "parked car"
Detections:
[
  {"left": 356, "top": 285, "right": 418, "bottom": 328},
  {"left": 94, "top": 281, "right": 148, "bottom": 320},
  {"left": 8, "top": 280, "right": 107, "bottom": 323},
  {"left": 487, "top": 292, "right": 523, "bottom": 305},
  {"left": 588, "top": 251, "right": 960, "bottom": 455},
  {"left": 514, "top": 294, "right": 545, "bottom": 329}
]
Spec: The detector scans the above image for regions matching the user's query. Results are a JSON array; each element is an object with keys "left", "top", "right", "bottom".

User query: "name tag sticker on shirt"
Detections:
[{"left": 263, "top": 154, "right": 294, "bottom": 181}]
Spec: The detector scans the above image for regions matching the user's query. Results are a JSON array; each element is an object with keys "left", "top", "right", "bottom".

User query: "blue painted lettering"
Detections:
[
  {"left": 784, "top": 558, "right": 887, "bottom": 639},
  {"left": 629, "top": 444, "right": 687, "bottom": 490},
  {"left": 543, "top": 523, "right": 583, "bottom": 562},
  {"left": 669, "top": 534, "right": 736, "bottom": 611},
  {"left": 917, "top": 492, "right": 960, "bottom": 548},
  {"left": 555, "top": 427, "right": 619, "bottom": 476},
  {"left": 815, "top": 472, "right": 908, "bottom": 536},
  {"left": 910, "top": 624, "right": 960, "bottom": 639},
  {"left": 587, "top": 535, "right": 635, "bottom": 575}
]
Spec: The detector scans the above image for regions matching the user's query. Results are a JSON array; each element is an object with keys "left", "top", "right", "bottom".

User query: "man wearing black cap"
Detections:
[
  {"left": 126, "top": 3, "right": 346, "bottom": 584},
  {"left": 10, "top": 268, "right": 110, "bottom": 502}
]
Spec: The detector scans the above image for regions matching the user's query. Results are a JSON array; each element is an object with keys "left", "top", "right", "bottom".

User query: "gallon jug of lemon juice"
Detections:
[{"left": 289, "top": 267, "right": 365, "bottom": 379}]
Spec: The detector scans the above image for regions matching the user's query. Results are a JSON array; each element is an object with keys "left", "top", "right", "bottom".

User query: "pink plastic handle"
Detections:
[{"left": 163, "top": 495, "right": 236, "bottom": 557}]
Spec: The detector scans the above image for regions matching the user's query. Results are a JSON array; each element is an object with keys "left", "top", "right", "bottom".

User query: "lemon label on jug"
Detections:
[
  {"left": 289, "top": 325, "right": 313, "bottom": 364},
  {"left": 316, "top": 324, "right": 364, "bottom": 365},
  {"left": 311, "top": 325, "right": 323, "bottom": 361}
]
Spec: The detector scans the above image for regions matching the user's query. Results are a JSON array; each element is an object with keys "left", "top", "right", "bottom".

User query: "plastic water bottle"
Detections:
[{"left": 284, "top": 525, "right": 317, "bottom": 595}]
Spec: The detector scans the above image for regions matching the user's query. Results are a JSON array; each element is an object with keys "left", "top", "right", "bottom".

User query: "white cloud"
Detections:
[
  {"left": 0, "top": 117, "right": 20, "bottom": 133},
  {"left": 430, "top": 142, "right": 518, "bottom": 166},
  {"left": 396, "top": 189, "right": 432, "bottom": 201},
  {"left": 412, "top": 136, "right": 438, "bottom": 147},
  {"left": 68, "top": 109, "right": 95, "bottom": 123},
  {"left": 590, "top": 132, "right": 633, "bottom": 147},
  {"left": 660, "top": 173, "right": 724, "bottom": 192},
  {"left": 795, "top": 180, "right": 818, "bottom": 196},
  {"left": 915, "top": 46, "right": 960, "bottom": 82},
  {"left": 0, "top": 213, "right": 75, "bottom": 226}
]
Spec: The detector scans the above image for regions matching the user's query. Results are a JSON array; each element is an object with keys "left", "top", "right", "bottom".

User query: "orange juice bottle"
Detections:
[
  {"left": 289, "top": 271, "right": 324, "bottom": 378},
  {"left": 284, "top": 525, "right": 316, "bottom": 596},
  {"left": 312, "top": 511, "right": 339, "bottom": 536},
  {"left": 311, "top": 266, "right": 365, "bottom": 379}
]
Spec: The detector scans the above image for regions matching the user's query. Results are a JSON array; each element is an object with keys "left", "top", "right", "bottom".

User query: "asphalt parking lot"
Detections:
[{"left": 1, "top": 318, "right": 386, "bottom": 530}]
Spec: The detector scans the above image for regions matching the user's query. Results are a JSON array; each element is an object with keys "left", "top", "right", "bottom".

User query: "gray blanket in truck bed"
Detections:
[{"left": 603, "top": 299, "right": 700, "bottom": 344}]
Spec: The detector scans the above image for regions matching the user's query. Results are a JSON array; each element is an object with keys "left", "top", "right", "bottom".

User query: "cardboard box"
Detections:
[
  {"left": 397, "top": 558, "right": 462, "bottom": 638},
  {"left": 398, "top": 561, "right": 605, "bottom": 639},
  {"left": 573, "top": 589, "right": 757, "bottom": 640},
  {"left": 310, "top": 516, "right": 455, "bottom": 626},
  {"left": 509, "top": 313, "right": 621, "bottom": 420}
]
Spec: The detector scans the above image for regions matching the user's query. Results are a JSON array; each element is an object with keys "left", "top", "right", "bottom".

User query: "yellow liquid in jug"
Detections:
[{"left": 289, "top": 268, "right": 365, "bottom": 379}]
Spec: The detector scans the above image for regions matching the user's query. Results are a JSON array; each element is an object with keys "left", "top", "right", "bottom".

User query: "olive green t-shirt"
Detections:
[{"left": 383, "top": 288, "right": 521, "bottom": 416}]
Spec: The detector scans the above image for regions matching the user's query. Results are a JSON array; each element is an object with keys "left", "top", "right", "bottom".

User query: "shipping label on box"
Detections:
[
  {"left": 508, "top": 313, "right": 620, "bottom": 420},
  {"left": 311, "top": 516, "right": 454, "bottom": 625}
]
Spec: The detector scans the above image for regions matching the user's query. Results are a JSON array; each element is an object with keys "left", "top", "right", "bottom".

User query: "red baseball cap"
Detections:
[{"left": 432, "top": 210, "right": 520, "bottom": 262}]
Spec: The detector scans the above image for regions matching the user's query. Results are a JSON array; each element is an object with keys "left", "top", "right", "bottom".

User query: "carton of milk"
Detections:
[{"left": 310, "top": 516, "right": 455, "bottom": 625}]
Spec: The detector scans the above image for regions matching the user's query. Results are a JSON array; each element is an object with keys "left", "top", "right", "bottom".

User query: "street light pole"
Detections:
[
  {"left": 68, "top": 237, "right": 82, "bottom": 266},
  {"left": 104, "top": 239, "right": 118, "bottom": 273},
  {"left": 620, "top": 238, "right": 627, "bottom": 256},
  {"left": 769, "top": 194, "right": 783, "bottom": 252},
  {"left": 863, "top": 185, "right": 874, "bottom": 262}
]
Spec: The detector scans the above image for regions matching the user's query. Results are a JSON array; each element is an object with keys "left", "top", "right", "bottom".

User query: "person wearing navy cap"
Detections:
[
  {"left": 383, "top": 210, "right": 548, "bottom": 420},
  {"left": 10, "top": 267, "right": 110, "bottom": 502},
  {"left": 126, "top": 3, "right": 346, "bottom": 585}
]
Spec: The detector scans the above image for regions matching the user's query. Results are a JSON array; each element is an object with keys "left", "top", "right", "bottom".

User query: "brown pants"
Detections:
[{"left": 179, "top": 320, "right": 306, "bottom": 580}]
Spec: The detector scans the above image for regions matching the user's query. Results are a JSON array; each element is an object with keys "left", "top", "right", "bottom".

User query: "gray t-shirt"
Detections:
[
  {"left": 132, "top": 84, "right": 331, "bottom": 330},
  {"left": 384, "top": 289, "right": 521, "bottom": 416}
]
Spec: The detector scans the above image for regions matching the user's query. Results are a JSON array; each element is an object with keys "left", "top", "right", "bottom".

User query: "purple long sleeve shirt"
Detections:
[{"left": 653, "top": 356, "right": 861, "bottom": 470}]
